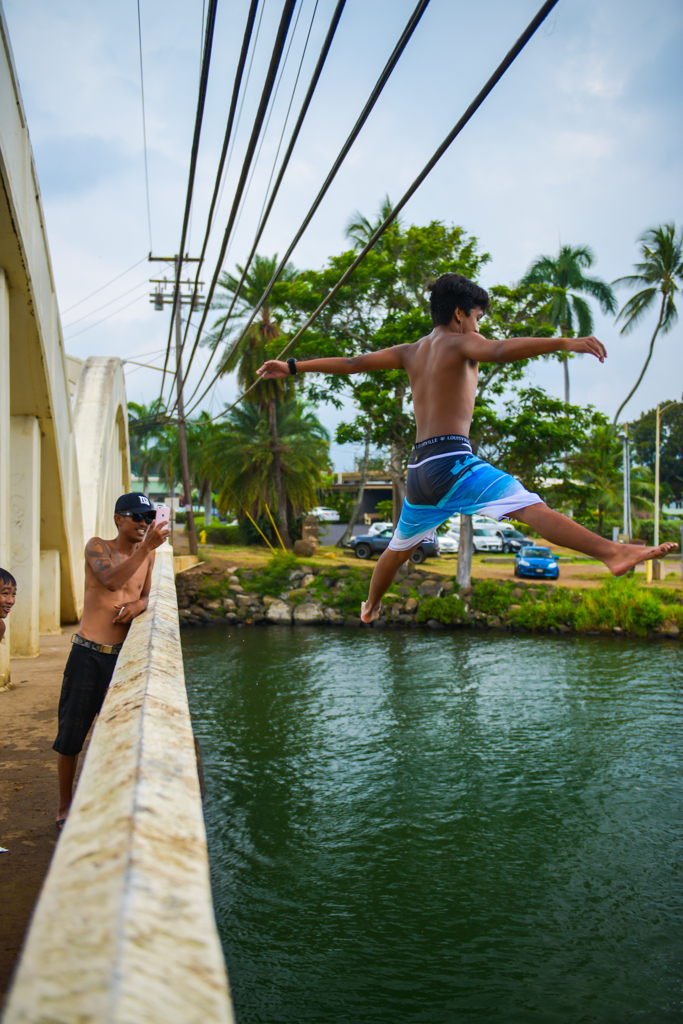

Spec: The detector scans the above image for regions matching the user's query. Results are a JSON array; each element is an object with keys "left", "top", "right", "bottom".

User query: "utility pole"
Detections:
[
  {"left": 149, "top": 254, "right": 204, "bottom": 557},
  {"left": 619, "top": 427, "right": 631, "bottom": 542}
]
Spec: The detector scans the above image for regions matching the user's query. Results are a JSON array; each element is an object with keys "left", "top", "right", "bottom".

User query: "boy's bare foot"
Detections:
[
  {"left": 605, "top": 541, "right": 677, "bottom": 577},
  {"left": 361, "top": 599, "right": 382, "bottom": 624}
]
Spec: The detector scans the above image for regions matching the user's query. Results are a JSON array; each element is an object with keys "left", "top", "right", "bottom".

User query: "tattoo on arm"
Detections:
[{"left": 85, "top": 538, "right": 126, "bottom": 575}]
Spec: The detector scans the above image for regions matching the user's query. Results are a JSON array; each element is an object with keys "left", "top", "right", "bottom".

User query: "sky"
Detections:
[{"left": 4, "top": 0, "right": 682, "bottom": 471}]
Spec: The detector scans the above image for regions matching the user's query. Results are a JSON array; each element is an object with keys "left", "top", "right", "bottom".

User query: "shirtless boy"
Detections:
[
  {"left": 258, "top": 273, "right": 676, "bottom": 623},
  {"left": 0, "top": 568, "right": 17, "bottom": 644},
  {"left": 53, "top": 492, "right": 169, "bottom": 828}
]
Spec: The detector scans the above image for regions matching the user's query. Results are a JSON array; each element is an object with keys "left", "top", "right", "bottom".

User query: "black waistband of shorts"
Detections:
[
  {"left": 412, "top": 434, "right": 471, "bottom": 452},
  {"left": 409, "top": 435, "right": 472, "bottom": 465}
]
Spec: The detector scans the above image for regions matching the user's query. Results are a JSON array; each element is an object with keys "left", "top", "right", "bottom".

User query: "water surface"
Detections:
[{"left": 183, "top": 626, "right": 683, "bottom": 1024}]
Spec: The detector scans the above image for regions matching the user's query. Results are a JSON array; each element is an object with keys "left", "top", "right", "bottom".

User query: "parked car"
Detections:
[
  {"left": 514, "top": 546, "right": 559, "bottom": 579},
  {"left": 436, "top": 532, "right": 459, "bottom": 554},
  {"left": 309, "top": 506, "right": 340, "bottom": 522},
  {"left": 365, "top": 521, "right": 394, "bottom": 535},
  {"left": 348, "top": 527, "right": 439, "bottom": 564},
  {"left": 497, "top": 526, "right": 534, "bottom": 553},
  {"left": 472, "top": 527, "right": 503, "bottom": 553}
]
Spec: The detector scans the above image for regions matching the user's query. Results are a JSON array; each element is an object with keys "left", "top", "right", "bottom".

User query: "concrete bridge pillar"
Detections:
[
  {"left": 10, "top": 415, "right": 41, "bottom": 658},
  {"left": 0, "top": 268, "right": 9, "bottom": 682},
  {"left": 39, "top": 550, "right": 61, "bottom": 635}
]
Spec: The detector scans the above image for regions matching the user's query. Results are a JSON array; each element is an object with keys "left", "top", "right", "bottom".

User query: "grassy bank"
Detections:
[{"left": 176, "top": 552, "right": 682, "bottom": 639}]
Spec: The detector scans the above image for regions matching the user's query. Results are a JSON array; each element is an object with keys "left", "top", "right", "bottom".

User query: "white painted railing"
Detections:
[{"left": 2, "top": 545, "right": 234, "bottom": 1024}]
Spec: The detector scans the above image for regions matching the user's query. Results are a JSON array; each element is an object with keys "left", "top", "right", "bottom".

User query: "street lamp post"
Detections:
[{"left": 652, "top": 400, "right": 679, "bottom": 581}]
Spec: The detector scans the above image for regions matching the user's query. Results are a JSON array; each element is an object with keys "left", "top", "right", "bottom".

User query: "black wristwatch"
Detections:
[{"left": 287, "top": 358, "right": 297, "bottom": 375}]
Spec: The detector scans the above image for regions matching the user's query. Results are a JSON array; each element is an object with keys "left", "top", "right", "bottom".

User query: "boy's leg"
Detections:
[
  {"left": 56, "top": 753, "right": 78, "bottom": 825},
  {"left": 515, "top": 502, "right": 677, "bottom": 575},
  {"left": 361, "top": 544, "right": 420, "bottom": 623}
]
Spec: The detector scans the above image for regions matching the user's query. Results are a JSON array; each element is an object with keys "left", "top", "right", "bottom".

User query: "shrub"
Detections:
[
  {"left": 251, "top": 552, "right": 302, "bottom": 597},
  {"left": 574, "top": 576, "right": 664, "bottom": 636},
  {"left": 203, "top": 523, "right": 241, "bottom": 545},
  {"left": 471, "top": 579, "right": 515, "bottom": 616},
  {"left": 175, "top": 511, "right": 186, "bottom": 524},
  {"left": 416, "top": 593, "right": 467, "bottom": 625},
  {"left": 329, "top": 573, "right": 373, "bottom": 611},
  {"left": 635, "top": 520, "right": 682, "bottom": 545},
  {"left": 511, "top": 588, "right": 577, "bottom": 630}
]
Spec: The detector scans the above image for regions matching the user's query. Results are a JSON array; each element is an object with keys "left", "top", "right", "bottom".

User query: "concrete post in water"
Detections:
[
  {"left": 0, "top": 269, "right": 9, "bottom": 683},
  {"left": 9, "top": 416, "right": 41, "bottom": 658},
  {"left": 456, "top": 514, "right": 474, "bottom": 589},
  {"left": 39, "top": 550, "right": 61, "bottom": 634}
]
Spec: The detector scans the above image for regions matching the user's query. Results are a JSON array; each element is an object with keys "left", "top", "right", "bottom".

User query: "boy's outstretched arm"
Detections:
[
  {"left": 257, "top": 346, "right": 409, "bottom": 379},
  {"left": 460, "top": 333, "right": 607, "bottom": 364}
]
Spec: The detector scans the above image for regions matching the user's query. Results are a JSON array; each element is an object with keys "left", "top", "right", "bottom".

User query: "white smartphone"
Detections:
[{"left": 154, "top": 505, "right": 171, "bottom": 530}]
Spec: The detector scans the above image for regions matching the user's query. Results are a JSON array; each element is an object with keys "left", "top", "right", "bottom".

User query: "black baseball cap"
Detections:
[{"left": 114, "top": 492, "right": 154, "bottom": 514}]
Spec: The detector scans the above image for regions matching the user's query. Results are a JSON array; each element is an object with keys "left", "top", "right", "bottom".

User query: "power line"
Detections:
[
  {"left": 181, "top": 0, "right": 431, "bottom": 417},
  {"left": 200, "top": 0, "right": 562, "bottom": 422},
  {"left": 136, "top": 1, "right": 154, "bottom": 251},
  {"left": 157, "top": 0, "right": 260, "bottom": 397},
  {"left": 179, "top": 0, "right": 331, "bottom": 390},
  {"left": 158, "top": 0, "right": 219, "bottom": 389},
  {"left": 63, "top": 292, "right": 148, "bottom": 341},
  {"left": 63, "top": 278, "right": 150, "bottom": 329},
  {"left": 61, "top": 256, "right": 148, "bottom": 315},
  {"left": 160, "top": 0, "right": 298, "bottom": 406}
]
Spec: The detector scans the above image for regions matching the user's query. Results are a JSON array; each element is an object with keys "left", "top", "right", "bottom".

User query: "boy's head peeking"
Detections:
[
  {"left": 0, "top": 568, "right": 17, "bottom": 621},
  {"left": 428, "top": 274, "right": 489, "bottom": 326}
]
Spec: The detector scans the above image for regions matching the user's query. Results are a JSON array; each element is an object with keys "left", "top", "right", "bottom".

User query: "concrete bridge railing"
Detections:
[{"left": 2, "top": 544, "right": 235, "bottom": 1024}]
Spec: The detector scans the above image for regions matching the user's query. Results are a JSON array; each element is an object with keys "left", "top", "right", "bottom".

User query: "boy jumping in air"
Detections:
[{"left": 257, "top": 273, "right": 676, "bottom": 623}]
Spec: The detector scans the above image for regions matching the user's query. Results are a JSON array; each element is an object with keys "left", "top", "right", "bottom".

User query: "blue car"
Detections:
[
  {"left": 349, "top": 527, "right": 439, "bottom": 565},
  {"left": 514, "top": 545, "right": 559, "bottom": 580}
]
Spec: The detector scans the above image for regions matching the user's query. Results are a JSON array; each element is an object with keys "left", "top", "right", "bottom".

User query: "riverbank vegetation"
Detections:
[{"left": 176, "top": 554, "right": 682, "bottom": 639}]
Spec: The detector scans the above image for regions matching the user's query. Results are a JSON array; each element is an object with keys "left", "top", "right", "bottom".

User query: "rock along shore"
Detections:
[{"left": 176, "top": 558, "right": 682, "bottom": 640}]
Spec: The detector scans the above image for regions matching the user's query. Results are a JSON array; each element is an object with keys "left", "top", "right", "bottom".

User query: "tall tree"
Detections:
[
  {"left": 630, "top": 399, "right": 683, "bottom": 504},
  {"left": 520, "top": 244, "right": 617, "bottom": 403},
  {"left": 195, "top": 400, "right": 330, "bottom": 533},
  {"left": 612, "top": 224, "right": 683, "bottom": 426},
  {"left": 127, "top": 399, "right": 167, "bottom": 495},
  {"left": 208, "top": 254, "right": 299, "bottom": 545}
]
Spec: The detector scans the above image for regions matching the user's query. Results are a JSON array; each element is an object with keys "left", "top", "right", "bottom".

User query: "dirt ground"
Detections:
[{"left": 0, "top": 631, "right": 88, "bottom": 1001}]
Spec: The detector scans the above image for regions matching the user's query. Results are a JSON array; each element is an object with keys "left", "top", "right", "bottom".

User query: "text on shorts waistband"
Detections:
[{"left": 412, "top": 434, "right": 471, "bottom": 451}]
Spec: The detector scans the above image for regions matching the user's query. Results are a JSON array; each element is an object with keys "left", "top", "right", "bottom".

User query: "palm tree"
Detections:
[
  {"left": 520, "top": 245, "right": 617, "bottom": 403},
  {"left": 612, "top": 223, "right": 683, "bottom": 426},
  {"left": 127, "top": 399, "right": 167, "bottom": 494},
  {"left": 345, "top": 195, "right": 401, "bottom": 253},
  {"left": 208, "top": 254, "right": 299, "bottom": 545},
  {"left": 575, "top": 425, "right": 653, "bottom": 536},
  {"left": 196, "top": 400, "right": 330, "bottom": 532}
]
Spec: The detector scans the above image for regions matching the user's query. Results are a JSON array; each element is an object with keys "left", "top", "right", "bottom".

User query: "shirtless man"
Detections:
[
  {"left": 53, "top": 492, "right": 169, "bottom": 828},
  {"left": 257, "top": 273, "right": 676, "bottom": 623}
]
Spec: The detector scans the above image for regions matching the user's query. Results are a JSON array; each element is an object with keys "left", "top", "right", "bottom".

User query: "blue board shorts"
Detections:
[{"left": 388, "top": 435, "right": 543, "bottom": 552}]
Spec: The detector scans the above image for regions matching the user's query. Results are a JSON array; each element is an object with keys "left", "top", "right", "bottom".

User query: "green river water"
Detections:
[{"left": 182, "top": 626, "right": 682, "bottom": 1024}]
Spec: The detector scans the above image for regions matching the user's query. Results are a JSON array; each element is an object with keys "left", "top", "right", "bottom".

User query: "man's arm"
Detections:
[
  {"left": 459, "top": 332, "right": 607, "bottom": 365},
  {"left": 257, "top": 346, "right": 410, "bottom": 379},
  {"left": 85, "top": 525, "right": 167, "bottom": 592},
  {"left": 113, "top": 553, "right": 155, "bottom": 624}
]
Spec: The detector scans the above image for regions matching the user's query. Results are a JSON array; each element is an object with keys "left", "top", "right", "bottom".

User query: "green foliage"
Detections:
[
  {"left": 328, "top": 572, "right": 374, "bottom": 611},
  {"left": 630, "top": 400, "right": 683, "bottom": 503},
  {"left": 250, "top": 553, "right": 302, "bottom": 597},
  {"left": 203, "top": 523, "right": 241, "bottom": 545},
  {"left": 574, "top": 576, "right": 664, "bottom": 636},
  {"left": 634, "top": 519, "right": 681, "bottom": 545},
  {"left": 196, "top": 400, "right": 330, "bottom": 520},
  {"left": 416, "top": 593, "right": 467, "bottom": 624},
  {"left": 375, "top": 499, "right": 393, "bottom": 520},
  {"left": 510, "top": 589, "right": 578, "bottom": 630},
  {"left": 471, "top": 580, "right": 516, "bottom": 615},
  {"left": 317, "top": 491, "right": 354, "bottom": 521}
]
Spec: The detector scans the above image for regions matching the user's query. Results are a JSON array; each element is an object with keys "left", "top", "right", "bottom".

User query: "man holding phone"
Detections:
[{"left": 53, "top": 492, "right": 170, "bottom": 829}]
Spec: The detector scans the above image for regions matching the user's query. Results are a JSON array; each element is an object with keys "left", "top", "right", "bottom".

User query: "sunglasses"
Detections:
[{"left": 118, "top": 510, "right": 157, "bottom": 524}]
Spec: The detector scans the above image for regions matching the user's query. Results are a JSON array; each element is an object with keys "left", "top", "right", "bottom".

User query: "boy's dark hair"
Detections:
[
  {"left": 0, "top": 568, "right": 17, "bottom": 588},
  {"left": 428, "top": 273, "right": 489, "bottom": 325}
]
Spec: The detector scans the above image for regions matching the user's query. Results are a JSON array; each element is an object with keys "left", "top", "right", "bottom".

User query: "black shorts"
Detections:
[{"left": 52, "top": 641, "right": 120, "bottom": 756}]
